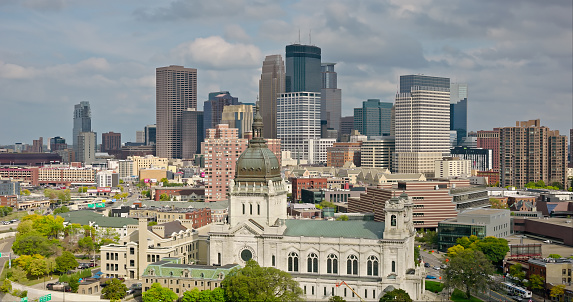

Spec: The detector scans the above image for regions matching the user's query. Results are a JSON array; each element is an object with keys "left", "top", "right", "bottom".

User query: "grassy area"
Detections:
[
  {"left": 451, "top": 289, "right": 483, "bottom": 302},
  {"left": 0, "top": 211, "right": 27, "bottom": 222},
  {"left": 425, "top": 280, "right": 445, "bottom": 293}
]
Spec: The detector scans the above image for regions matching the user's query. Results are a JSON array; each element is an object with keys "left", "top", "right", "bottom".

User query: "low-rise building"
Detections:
[
  {"left": 141, "top": 258, "right": 239, "bottom": 296},
  {"left": 513, "top": 217, "right": 573, "bottom": 246},
  {"left": 128, "top": 200, "right": 228, "bottom": 224},
  {"left": 129, "top": 207, "right": 212, "bottom": 230},
  {"left": 437, "top": 208, "right": 511, "bottom": 252},
  {"left": 151, "top": 187, "right": 205, "bottom": 202},
  {"left": 100, "top": 219, "right": 206, "bottom": 280},
  {"left": 434, "top": 157, "right": 471, "bottom": 178},
  {"left": 0, "top": 179, "right": 20, "bottom": 196},
  {"left": 57, "top": 210, "right": 138, "bottom": 238}
]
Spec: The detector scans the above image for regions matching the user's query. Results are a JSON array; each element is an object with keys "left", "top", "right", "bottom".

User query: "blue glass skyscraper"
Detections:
[
  {"left": 285, "top": 44, "right": 321, "bottom": 93},
  {"left": 450, "top": 83, "right": 468, "bottom": 146},
  {"left": 353, "top": 99, "right": 393, "bottom": 138}
]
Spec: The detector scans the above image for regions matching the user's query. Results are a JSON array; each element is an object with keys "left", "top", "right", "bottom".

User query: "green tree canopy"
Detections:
[
  {"left": 56, "top": 251, "right": 78, "bottom": 273},
  {"left": 28, "top": 257, "right": 48, "bottom": 279},
  {"left": 142, "top": 283, "right": 178, "bottom": 302},
  {"left": 528, "top": 274, "right": 544, "bottom": 294},
  {"left": 69, "top": 275, "right": 80, "bottom": 293},
  {"left": 53, "top": 206, "right": 70, "bottom": 215},
  {"left": 329, "top": 295, "right": 346, "bottom": 302},
  {"left": 509, "top": 263, "right": 526, "bottom": 284},
  {"left": 222, "top": 260, "right": 303, "bottom": 302},
  {"left": 78, "top": 236, "right": 95, "bottom": 256},
  {"left": 320, "top": 201, "right": 337, "bottom": 209},
  {"left": 0, "top": 279, "right": 12, "bottom": 293},
  {"left": 443, "top": 249, "right": 495, "bottom": 299},
  {"left": 12, "top": 234, "right": 60, "bottom": 257},
  {"left": 379, "top": 288, "right": 412, "bottom": 302},
  {"left": 148, "top": 221, "right": 158, "bottom": 226},
  {"left": 181, "top": 288, "right": 201, "bottom": 302},
  {"left": 159, "top": 193, "right": 170, "bottom": 201},
  {"left": 550, "top": 284, "right": 565, "bottom": 301},
  {"left": 335, "top": 215, "right": 349, "bottom": 221},
  {"left": 102, "top": 278, "right": 128, "bottom": 300},
  {"left": 548, "top": 254, "right": 562, "bottom": 259},
  {"left": 489, "top": 198, "right": 509, "bottom": 209},
  {"left": 455, "top": 236, "right": 509, "bottom": 265}
]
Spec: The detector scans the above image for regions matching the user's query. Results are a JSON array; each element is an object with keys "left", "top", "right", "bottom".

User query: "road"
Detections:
[
  {"left": 0, "top": 237, "right": 16, "bottom": 277},
  {"left": 0, "top": 221, "right": 19, "bottom": 232}
]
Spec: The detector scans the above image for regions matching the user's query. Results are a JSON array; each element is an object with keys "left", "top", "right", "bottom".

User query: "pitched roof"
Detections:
[
  {"left": 142, "top": 259, "right": 240, "bottom": 279},
  {"left": 57, "top": 210, "right": 138, "bottom": 228},
  {"left": 283, "top": 220, "right": 385, "bottom": 239},
  {"left": 127, "top": 199, "right": 228, "bottom": 210},
  {"left": 149, "top": 220, "right": 188, "bottom": 238}
]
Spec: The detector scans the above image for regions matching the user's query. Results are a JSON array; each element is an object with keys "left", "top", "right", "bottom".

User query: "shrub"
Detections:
[
  {"left": 425, "top": 280, "right": 444, "bottom": 293},
  {"left": 0, "top": 279, "right": 12, "bottom": 293}
]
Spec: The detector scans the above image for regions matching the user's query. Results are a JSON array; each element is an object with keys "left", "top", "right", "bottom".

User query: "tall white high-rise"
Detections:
[
  {"left": 259, "top": 55, "right": 285, "bottom": 139},
  {"left": 277, "top": 92, "right": 321, "bottom": 161},
  {"left": 395, "top": 79, "right": 450, "bottom": 176}
]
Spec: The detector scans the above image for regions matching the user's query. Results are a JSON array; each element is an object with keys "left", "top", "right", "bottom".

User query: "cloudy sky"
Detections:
[{"left": 1, "top": 0, "right": 571, "bottom": 145}]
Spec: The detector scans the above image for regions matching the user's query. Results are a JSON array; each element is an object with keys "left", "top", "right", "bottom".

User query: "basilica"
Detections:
[{"left": 208, "top": 110, "right": 426, "bottom": 301}]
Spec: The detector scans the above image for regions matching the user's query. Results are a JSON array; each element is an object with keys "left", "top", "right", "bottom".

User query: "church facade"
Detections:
[{"left": 208, "top": 109, "right": 425, "bottom": 301}]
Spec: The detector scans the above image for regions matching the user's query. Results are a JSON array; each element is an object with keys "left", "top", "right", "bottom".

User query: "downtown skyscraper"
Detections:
[
  {"left": 156, "top": 65, "right": 197, "bottom": 159},
  {"left": 321, "top": 63, "right": 341, "bottom": 134},
  {"left": 450, "top": 83, "right": 468, "bottom": 146},
  {"left": 395, "top": 75, "right": 450, "bottom": 176},
  {"left": 278, "top": 44, "right": 322, "bottom": 159},
  {"left": 73, "top": 101, "right": 91, "bottom": 154},
  {"left": 259, "top": 55, "right": 285, "bottom": 139}
]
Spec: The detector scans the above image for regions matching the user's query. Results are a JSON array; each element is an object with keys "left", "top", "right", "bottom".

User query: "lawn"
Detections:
[
  {"left": 425, "top": 280, "right": 444, "bottom": 293},
  {"left": 0, "top": 211, "right": 27, "bottom": 222},
  {"left": 451, "top": 289, "right": 483, "bottom": 302}
]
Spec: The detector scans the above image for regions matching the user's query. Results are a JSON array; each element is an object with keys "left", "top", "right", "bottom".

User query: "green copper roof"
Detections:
[
  {"left": 283, "top": 220, "right": 385, "bottom": 239},
  {"left": 142, "top": 261, "right": 240, "bottom": 279},
  {"left": 57, "top": 210, "right": 138, "bottom": 228}
]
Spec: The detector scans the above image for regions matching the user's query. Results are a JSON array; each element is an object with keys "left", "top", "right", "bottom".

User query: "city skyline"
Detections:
[{"left": 0, "top": 1, "right": 571, "bottom": 144}]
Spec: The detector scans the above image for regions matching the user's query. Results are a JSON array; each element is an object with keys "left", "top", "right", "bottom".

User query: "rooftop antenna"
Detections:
[
  {"left": 298, "top": 29, "right": 301, "bottom": 44},
  {"left": 309, "top": 29, "right": 312, "bottom": 45}
]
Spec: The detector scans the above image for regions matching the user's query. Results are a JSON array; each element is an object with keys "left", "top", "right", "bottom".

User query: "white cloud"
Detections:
[
  {"left": 224, "top": 25, "right": 251, "bottom": 43},
  {"left": 170, "top": 36, "right": 262, "bottom": 70}
]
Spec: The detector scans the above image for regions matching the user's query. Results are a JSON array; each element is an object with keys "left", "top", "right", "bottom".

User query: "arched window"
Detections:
[
  {"left": 391, "top": 261, "right": 396, "bottom": 273},
  {"left": 307, "top": 253, "right": 318, "bottom": 273},
  {"left": 347, "top": 254, "right": 358, "bottom": 275},
  {"left": 288, "top": 252, "right": 299, "bottom": 272},
  {"left": 367, "top": 255, "right": 379, "bottom": 276},
  {"left": 242, "top": 204, "right": 245, "bottom": 214},
  {"left": 257, "top": 204, "right": 260, "bottom": 215},
  {"left": 250, "top": 204, "right": 253, "bottom": 215},
  {"left": 327, "top": 254, "right": 338, "bottom": 274},
  {"left": 391, "top": 215, "right": 397, "bottom": 226}
]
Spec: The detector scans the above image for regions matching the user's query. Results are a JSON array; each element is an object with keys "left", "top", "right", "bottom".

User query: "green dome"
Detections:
[
  {"left": 234, "top": 105, "right": 282, "bottom": 184},
  {"left": 235, "top": 146, "right": 282, "bottom": 183}
]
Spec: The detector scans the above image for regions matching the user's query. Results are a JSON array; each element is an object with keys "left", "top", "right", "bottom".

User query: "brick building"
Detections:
[
  {"left": 201, "top": 124, "right": 248, "bottom": 202},
  {"left": 290, "top": 177, "right": 327, "bottom": 201},
  {"left": 327, "top": 142, "right": 362, "bottom": 167},
  {"left": 102, "top": 132, "right": 122, "bottom": 152},
  {"left": 476, "top": 129, "right": 499, "bottom": 172}
]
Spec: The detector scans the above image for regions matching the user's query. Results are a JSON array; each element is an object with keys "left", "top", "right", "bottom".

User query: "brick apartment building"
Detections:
[
  {"left": 290, "top": 177, "right": 327, "bottom": 201},
  {"left": 202, "top": 124, "right": 248, "bottom": 202}
]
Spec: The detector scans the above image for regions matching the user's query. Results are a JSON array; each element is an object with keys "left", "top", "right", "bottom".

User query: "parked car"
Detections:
[
  {"left": 426, "top": 275, "right": 437, "bottom": 279},
  {"left": 78, "top": 263, "right": 90, "bottom": 269},
  {"left": 47, "top": 282, "right": 71, "bottom": 292},
  {"left": 433, "top": 266, "right": 440, "bottom": 270},
  {"left": 424, "top": 262, "right": 431, "bottom": 267}
]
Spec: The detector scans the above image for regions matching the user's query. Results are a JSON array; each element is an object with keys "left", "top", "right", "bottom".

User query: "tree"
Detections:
[
  {"left": 13, "top": 233, "right": 60, "bottom": 257},
  {"left": 329, "top": 295, "right": 346, "bottom": 302},
  {"left": 56, "top": 251, "right": 78, "bottom": 274},
  {"left": 528, "top": 274, "right": 544, "bottom": 295},
  {"left": 222, "top": 260, "right": 303, "bottom": 302},
  {"left": 69, "top": 275, "right": 80, "bottom": 293},
  {"left": 20, "top": 189, "right": 31, "bottom": 196},
  {"left": 509, "top": 264, "right": 526, "bottom": 284},
  {"left": 181, "top": 288, "right": 201, "bottom": 302},
  {"left": 335, "top": 215, "right": 349, "bottom": 221},
  {"left": 379, "top": 288, "right": 412, "bottom": 302},
  {"left": 209, "top": 288, "right": 225, "bottom": 302},
  {"left": 447, "top": 244, "right": 465, "bottom": 257},
  {"left": 456, "top": 236, "right": 509, "bottom": 265},
  {"left": 548, "top": 254, "right": 562, "bottom": 259},
  {"left": 8, "top": 267, "right": 28, "bottom": 283},
  {"left": 550, "top": 285, "right": 565, "bottom": 302},
  {"left": 320, "top": 201, "right": 337, "bottom": 209},
  {"left": 102, "top": 278, "right": 128, "bottom": 301},
  {"left": 78, "top": 236, "right": 95, "bottom": 257},
  {"left": 159, "top": 193, "right": 170, "bottom": 201},
  {"left": 148, "top": 221, "right": 158, "bottom": 226},
  {"left": 142, "top": 283, "right": 178, "bottom": 302},
  {"left": 0, "top": 279, "right": 12, "bottom": 293},
  {"left": 53, "top": 206, "right": 70, "bottom": 215},
  {"left": 78, "top": 187, "right": 88, "bottom": 193},
  {"left": 489, "top": 198, "right": 508, "bottom": 209},
  {"left": 28, "top": 257, "right": 48, "bottom": 280},
  {"left": 443, "top": 249, "right": 494, "bottom": 299},
  {"left": 44, "top": 188, "right": 58, "bottom": 200}
]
